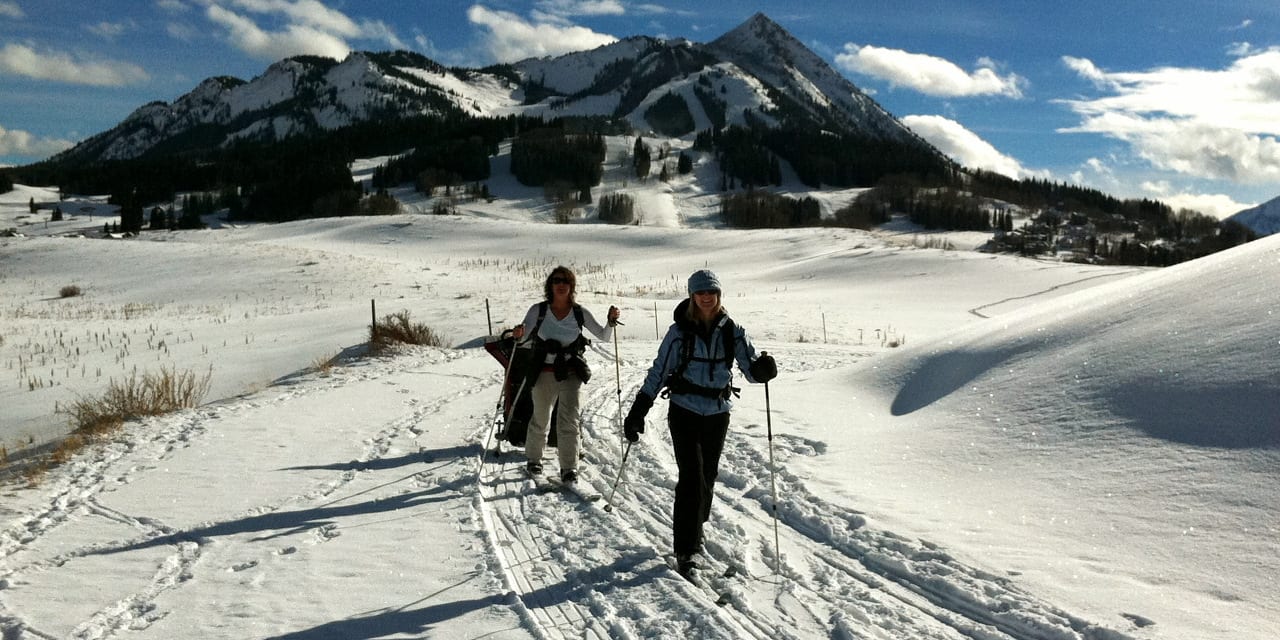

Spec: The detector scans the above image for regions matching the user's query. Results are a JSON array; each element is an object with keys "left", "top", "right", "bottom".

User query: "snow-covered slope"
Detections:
[
  {"left": 834, "top": 232, "right": 1280, "bottom": 638},
  {"left": 1226, "top": 194, "right": 1280, "bottom": 236},
  {"left": 2, "top": 210, "right": 1276, "bottom": 638}
]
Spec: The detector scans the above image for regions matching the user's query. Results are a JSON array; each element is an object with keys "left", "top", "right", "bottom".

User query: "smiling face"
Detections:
[{"left": 691, "top": 289, "right": 721, "bottom": 320}]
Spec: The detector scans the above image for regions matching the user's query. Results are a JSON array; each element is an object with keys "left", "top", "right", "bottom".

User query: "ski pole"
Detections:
[
  {"left": 478, "top": 330, "right": 516, "bottom": 479},
  {"left": 602, "top": 441, "right": 634, "bottom": 513},
  {"left": 612, "top": 320, "right": 624, "bottom": 455},
  {"left": 765, "top": 378, "right": 780, "bottom": 575}
]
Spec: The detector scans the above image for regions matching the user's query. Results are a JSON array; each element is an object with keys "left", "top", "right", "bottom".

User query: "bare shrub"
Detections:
[
  {"left": 311, "top": 350, "right": 340, "bottom": 374},
  {"left": 59, "top": 285, "right": 82, "bottom": 298},
  {"left": 65, "top": 366, "right": 212, "bottom": 436},
  {"left": 370, "top": 310, "right": 444, "bottom": 353}
]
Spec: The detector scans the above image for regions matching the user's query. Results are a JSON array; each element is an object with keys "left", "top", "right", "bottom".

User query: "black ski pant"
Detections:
[{"left": 667, "top": 403, "right": 730, "bottom": 557}]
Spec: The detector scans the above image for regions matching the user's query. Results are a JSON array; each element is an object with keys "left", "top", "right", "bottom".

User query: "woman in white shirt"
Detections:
[{"left": 512, "top": 266, "right": 619, "bottom": 483}]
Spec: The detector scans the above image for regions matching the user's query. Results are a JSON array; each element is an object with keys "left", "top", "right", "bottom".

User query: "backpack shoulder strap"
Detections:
[
  {"left": 528, "top": 302, "right": 549, "bottom": 339},
  {"left": 572, "top": 304, "right": 585, "bottom": 329},
  {"left": 720, "top": 317, "right": 737, "bottom": 368}
]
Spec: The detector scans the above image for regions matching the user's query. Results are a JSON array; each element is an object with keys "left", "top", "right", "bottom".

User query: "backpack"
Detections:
[
  {"left": 500, "top": 302, "right": 589, "bottom": 446},
  {"left": 662, "top": 315, "right": 740, "bottom": 400}
]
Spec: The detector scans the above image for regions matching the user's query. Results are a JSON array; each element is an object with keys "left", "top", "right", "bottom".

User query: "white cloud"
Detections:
[
  {"left": 205, "top": 4, "right": 352, "bottom": 60},
  {"left": 835, "top": 44, "right": 1025, "bottom": 98},
  {"left": 1059, "top": 51, "right": 1280, "bottom": 185},
  {"left": 200, "top": 0, "right": 405, "bottom": 60},
  {"left": 1149, "top": 189, "right": 1252, "bottom": 220},
  {"left": 0, "top": 43, "right": 149, "bottom": 86},
  {"left": 467, "top": 5, "right": 616, "bottom": 63},
  {"left": 0, "top": 1, "right": 23, "bottom": 19},
  {"left": 0, "top": 124, "right": 73, "bottom": 158},
  {"left": 901, "top": 114, "right": 1040, "bottom": 180},
  {"left": 156, "top": 0, "right": 189, "bottom": 12},
  {"left": 1061, "top": 56, "right": 1110, "bottom": 89}
]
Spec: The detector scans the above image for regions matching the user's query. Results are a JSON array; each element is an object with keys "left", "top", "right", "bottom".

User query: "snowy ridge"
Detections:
[
  {"left": 1226, "top": 194, "right": 1280, "bottom": 236},
  {"left": 512, "top": 36, "right": 661, "bottom": 96},
  {"left": 50, "top": 13, "right": 931, "bottom": 164},
  {"left": 707, "top": 13, "right": 907, "bottom": 139}
]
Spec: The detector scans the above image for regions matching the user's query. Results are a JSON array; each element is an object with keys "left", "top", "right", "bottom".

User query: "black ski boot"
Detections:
[{"left": 676, "top": 554, "right": 700, "bottom": 584}]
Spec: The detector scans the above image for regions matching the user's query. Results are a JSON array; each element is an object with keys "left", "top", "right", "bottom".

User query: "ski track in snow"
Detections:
[
  {"left": 1, "top": 344, "right": 1131, "bottom": 639},
  {"left": 475, "top": 345, "right": 1132, "bottom": 640}
]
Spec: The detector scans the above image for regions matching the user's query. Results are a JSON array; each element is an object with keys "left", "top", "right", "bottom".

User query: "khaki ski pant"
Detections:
[{"left": 525, "top": 370, "right": 582, "bottom": 473}]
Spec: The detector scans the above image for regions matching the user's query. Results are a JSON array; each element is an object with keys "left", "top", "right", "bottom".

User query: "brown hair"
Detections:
[{"left": 543, "top": 265, "right": 577, "bottom": 303}]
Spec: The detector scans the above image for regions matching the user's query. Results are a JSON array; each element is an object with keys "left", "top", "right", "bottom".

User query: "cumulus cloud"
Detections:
[
  {"left": 0, "top": 43, "right": 149, "bottom": 86},
  {"left": 902, "top": 114, "right": 1041, "bottom": 180},
  {"left": 0, "top": 1, "right": 23, "bottom": 19},
  {"left": 0, "top": 124, "right": 74, "bottom": 159},
  {"left": 200, "top": 0, "right": 405, "bottom": 60},
  {"left": 835, "top": 44, "right": 1025, "bottom": 98},
  {"left": 467, "top": 5, "right": 616, "bottom": 63},
  {"left": 1149, "top": 188, "right": 1252, "bottom": 220},
  {"left": 206, "top": 5, "right": 351, "bottom": 60},
  {"left": 1059, "top": 50, "right": 1280, "bottom": 185}
]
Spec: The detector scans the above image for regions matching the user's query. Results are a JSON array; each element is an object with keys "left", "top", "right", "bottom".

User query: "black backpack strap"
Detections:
[
  {"left": 529, "top": 301, "right": 549, "bottom": 339},
  {"left": 660, "top": 317, "right": 739, "bottom": 400},
  {"left": 720, "top": 317, "right": 737, "bottom": 368}
]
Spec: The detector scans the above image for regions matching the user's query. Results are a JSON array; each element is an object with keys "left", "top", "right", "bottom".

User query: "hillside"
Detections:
[
  {"left": 1, "top": 203, "right": 1276, "bottom": 637},
  {"left": 1226, "top": 195, "right": 1280, "bottom": 236}
]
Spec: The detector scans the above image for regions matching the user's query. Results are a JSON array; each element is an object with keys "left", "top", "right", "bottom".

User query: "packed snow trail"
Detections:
[
  {"left": 474, "top": 342, "right": 1133, "bottom": 640},
  {"left": 0, "top": 343, "right": 1131, "bottom": 639}
]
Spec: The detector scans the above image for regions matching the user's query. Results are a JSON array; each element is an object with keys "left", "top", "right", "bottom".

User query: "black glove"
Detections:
[
  {"left": 749, "top": 352, "right": 777, "bottom": 383},
  {"left": 624, "top": 392, "right": 653, "bottom": 442}
]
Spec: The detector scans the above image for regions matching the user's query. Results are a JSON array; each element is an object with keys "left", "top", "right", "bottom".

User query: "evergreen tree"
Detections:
[
  {"left": 677, "top": 152, "right": 693, "bottom": 175},
  {"left": 633, "top": 136, "right": 651, "bottom": 179}
]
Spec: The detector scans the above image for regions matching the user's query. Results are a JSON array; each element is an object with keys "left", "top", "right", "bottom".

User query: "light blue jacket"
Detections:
[{"left": 637, "top": 300, "right": 763, "bottom": 416}]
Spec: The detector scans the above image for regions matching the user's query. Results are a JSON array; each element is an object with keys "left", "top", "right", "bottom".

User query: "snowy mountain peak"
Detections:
[
  {"left": 707, "top": 13, "right": 912, "bottom": 140},
  {"left": 50, "top": 14, "right": 934, "bottom": 165},
  {"left": 1226, "top": 194, "right": 1280, "bottom": 236}
]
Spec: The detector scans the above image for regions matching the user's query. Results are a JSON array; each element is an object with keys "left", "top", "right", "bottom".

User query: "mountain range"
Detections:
[
  {"left": 53, "top": 13, "right": 936, "bottom": 166},
  {"left": 36, "top": 12, "right": 1280, "bottom": 236}
]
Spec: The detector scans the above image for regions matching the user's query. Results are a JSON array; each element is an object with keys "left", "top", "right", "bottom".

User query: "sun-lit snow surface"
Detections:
[{"left": 3, "top": 165, "right": 1278, "bottom": 638}]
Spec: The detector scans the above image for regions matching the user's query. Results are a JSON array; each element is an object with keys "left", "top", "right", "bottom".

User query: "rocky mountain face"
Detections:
[{"left": 53, "top": 13, "right": 934, "bottom": 165}]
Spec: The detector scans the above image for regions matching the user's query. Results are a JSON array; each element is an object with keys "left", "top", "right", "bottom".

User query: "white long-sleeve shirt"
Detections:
[{"left": 520, "top": 303, "right": 612, "bottom": 363}]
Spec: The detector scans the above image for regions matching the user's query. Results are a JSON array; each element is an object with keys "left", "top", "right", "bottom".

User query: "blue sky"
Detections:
[{"left": 2, "top": 0, "right": 1278, "bottom": 217}]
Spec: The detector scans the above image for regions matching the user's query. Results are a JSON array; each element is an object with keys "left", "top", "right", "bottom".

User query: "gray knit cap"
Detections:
[{"left": 687, "top": 269, "right": 722, "bottom": 295}]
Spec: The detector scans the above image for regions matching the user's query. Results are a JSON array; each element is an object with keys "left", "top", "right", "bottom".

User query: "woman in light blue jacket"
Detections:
[{"left": 623, "top": 269, "right": 776, "bottom": 581}]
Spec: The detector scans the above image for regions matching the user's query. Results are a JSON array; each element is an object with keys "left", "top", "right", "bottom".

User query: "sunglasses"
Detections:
[{"left": 550, "top": 277, "right": 572, "bottom": 285}]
